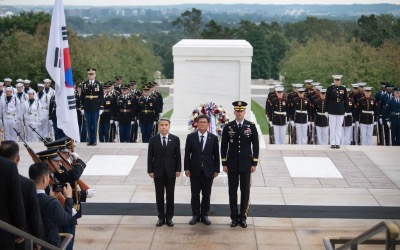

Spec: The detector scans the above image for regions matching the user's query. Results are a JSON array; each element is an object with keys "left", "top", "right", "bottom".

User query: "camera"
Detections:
[{"left": 52, "top": 179, "right": 67, "bottom": 193}]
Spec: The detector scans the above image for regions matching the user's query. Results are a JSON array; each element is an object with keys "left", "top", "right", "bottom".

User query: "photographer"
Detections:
[{"left": 29, "top": 161, "right": 75, "bottom": 248}]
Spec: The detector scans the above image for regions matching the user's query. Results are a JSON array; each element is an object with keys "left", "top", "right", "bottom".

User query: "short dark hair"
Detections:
[
  {"left": 0, "top": 140, "right": 19, "bottom": 160},
  {"left": 29, "top": 162, "right": 50, "bottom": 184},
  {"left": 159, "top": 118, "right": 171, "bottom": 124},
  {"left": 197, "top": 115, "right": 210, "bottom": 123}
]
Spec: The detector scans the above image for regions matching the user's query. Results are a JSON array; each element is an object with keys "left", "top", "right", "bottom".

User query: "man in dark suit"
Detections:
[
  {"left": 221, "top": 101, "right": 259, "bottom": 228},
  {"left": 0, "top": 141, "right": 43, "bottom": 250},
  {"left": 29, "top": 161, "right": 74, "bottom": 248},
  {"left": 148, "top": 118, "right": 181, "bottom": 227},
  {"left": 0, "top": 155, "right": 25, "bottom": 250},
  {"left": 184, "top": 114, "right": 220, "bottom": 225}
]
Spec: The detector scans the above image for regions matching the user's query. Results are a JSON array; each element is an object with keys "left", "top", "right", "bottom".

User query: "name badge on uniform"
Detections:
[
  {"left": 282, "top": 101, "right": 285, "bottom": 106},
  {"left": 95, "top": 88, "right": 99, "bottom": 91},
  {"left": 371, "top": 100, "right": 374, "bottom": 105},
  {"left": 340, "top": 90, "right": 344, "bottom": 94},
  {"left": 150, "top": 103, "right": 153, "bottom": 107},
  {"left": 305, "top": 100, "right": 308, "bottom": 104},
  {"left": 128, "top": 101, "right": 131, "bottom": 105},
  {"left": 106, "top": 101, "right": 110, "bottom": 105},
  {"left": 349, "top": 102, "right": 352, "bottom": 106}
]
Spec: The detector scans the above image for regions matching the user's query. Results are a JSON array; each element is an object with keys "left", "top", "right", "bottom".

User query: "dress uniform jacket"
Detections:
[
  {"left": 48, "top": 95, "right": 57, "bottom": 121},
  {"left": 325, "top": 85, "right": 348, "bottom": 115},
  {"left": 116, "top": 94, "right": 136, "bottom": 125},
  {"left": 356, "top": 97, "right": 379, "bottom": 124},
  {"left": 136, "top": 95, "right": 159, "bottom": 125},
  {"left": 268, "top": 97, "right": 289, "bottom": 126},
  {"left": 100, "top": 93, "right": 116, "bottom": 124},
  {"left": 265, "top": 91, "right": 277, "bottom": 116},
  {"left": 385, "top": 98, "right": 400, "bottom": 126},
  {"left": 80, "top": 80, "right": 104, "bottom": 112},
  {"left": 221, "top": 120, "right": 259, "bottom": 173},
  {"left": 343, "top": 98, "right": 355, "bottom": 127},
  {"left": 75, "top": 92, "right": 83, "bottom": 122},
  {"left": 289, "top": 97, "right": 311, "bottom": 124},
  {"left": 313, "top": 98, "right": 328, "bottom": 127}
]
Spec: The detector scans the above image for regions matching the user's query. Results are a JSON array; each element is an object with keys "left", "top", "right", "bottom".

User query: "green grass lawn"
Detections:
[
  {"left": 162, "top": 109, "right": 173, "bottom": 119},
  {"left": 251, "top": 100, "right": 269, "bottom": 134}
]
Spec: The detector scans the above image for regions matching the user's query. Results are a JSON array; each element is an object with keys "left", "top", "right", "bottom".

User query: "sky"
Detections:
[{"left": 3, "top": 0, "right": 400, "bottom": 6}]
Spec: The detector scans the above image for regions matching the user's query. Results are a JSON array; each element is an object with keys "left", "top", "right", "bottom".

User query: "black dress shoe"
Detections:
[
  {"left": 156, "top": 219, "right": 165, "bottom": 227},
  {"left": 331, "top": 145, "right": 335, "bottom": 149},
  {"left": 166, "top": 219, "right": 174, "bottom": 227},
  {"left": 189, "top": 216, "right": 200, "bottom": 225},
  {"left": 230, "top": 220, "right": 238, "bottom": 227},
  {"left": 92, "top": 142, "right": 97, "bottom": 146},
  {"left": 201, "top": 216, "right": 211, "bottom": 225},
  {"left": 240, "top": 220, "right": 247, "bottom": 228},
  {"left": 87, "top": 142, "right": 91, "bottom": 146},
  {"left": 336, "top": 145, "right": 340, "bottom": 149}
]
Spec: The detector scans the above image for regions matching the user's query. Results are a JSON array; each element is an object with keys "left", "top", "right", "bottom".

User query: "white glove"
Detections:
[
  {"left": 307, "top": 122, "right": 311, "bottom": 126},
  {"left": 387, "top": 121, "right": 391, "bottom": 128},
  {"left": 310, "top": 122, "right": 315, "bottom": 126},
  {"left": 99, "top": 110, "right": 103, "bottom": 115},
  {"left": 86, "top": 189, "right": 96, "bottom": 198},
  {"left": 269, "top": 121, "right": 273, "bottom": 127},
  {"left": 110, "top": 119, "right": 114, "bottom": 124},
  {"left": 379, "top": 118, "right": 383, "bottom": 124},
  {"left": 131, "top": 121, "right": 134, "bottom": 125},
  {"left": 49, "top": 120, "right": 53, "bottom": 126},
  {"left": 290, "top": 121, "right": 294, "bottom": 126},
  {"left": 352, "top": 123, "right": 355, "bottom": 127},
  {"left": 70, "top": 152, "right": 80, "bottom": 160},
  {"left": 324, "top": 112, "right": 328, "bottom": 118},
  {"left": 72, "top": 208, "right": 77, "bottom": 217},
  {"left": 373, "top": 122, "right": 377, "bottom": 126},
  {"left": 355, "top": 121, "right": 359, "bottom": 127},
  {"left": 81, "top": 110, "right": 85, "bottom": 115},
  {"left": 115, "top": 121, "right": 119, "bottom": 127}
]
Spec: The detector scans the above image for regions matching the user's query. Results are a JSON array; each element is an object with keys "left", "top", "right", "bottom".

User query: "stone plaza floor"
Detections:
[{"left": 16, "top": 139, "right": 400, "bottom": 250}]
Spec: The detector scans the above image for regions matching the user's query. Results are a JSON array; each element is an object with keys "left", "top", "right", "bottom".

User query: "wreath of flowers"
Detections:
[{"left": 188, "top": 102, "right": 229, "bottom": 139}]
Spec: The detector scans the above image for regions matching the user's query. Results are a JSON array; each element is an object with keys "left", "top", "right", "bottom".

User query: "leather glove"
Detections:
[
  {"left": 110, "top": 119, "right": 114, "bottom": 124},
  {"left": 355, "top": 121, "right": 359, "bottom": 127},
  {"left": 115, "top": 121, "right": 119, "bottom": 127},
  {"left": 379, "top": 118, "right": 382, "bottom": 124},
  {"left": 387, "top": 121, "right": 391, "bottom": 128},
  {"left": 99, "top": 110, "right": 103, "bottom": 115},
  {"left": 373, "top": 122, "right": 377, "bottom": 126},
  {"left": 290, "top": 121, "right": 294, "bottom": 126},
  {"left": 70, "top": 152, "right": 80, "bottom": 160},
  {"left": 86, "top": 189, "right": 96, "bottom": 198},
  {"left": 81, "top": 110, "right": 85, "bottom": 115},
  {"left": 49, "top": 120, "right": 53, "bottom": 126},
  {"left": 131, "top": 121, "right": 134, "bottom": 125},
  {"left": 269, "top": 121, "right": 273, "bottom": 127}
]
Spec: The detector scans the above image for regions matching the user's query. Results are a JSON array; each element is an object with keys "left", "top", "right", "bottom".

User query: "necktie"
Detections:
[
  {"left": 162, "top": 136, "right": 166, "bottom": 149},
  {"left": 238, "top": 123, "right": 242, "bottom": 130},
  {"left": 200, "top": 135, "right": 204, "bottom": 151}
]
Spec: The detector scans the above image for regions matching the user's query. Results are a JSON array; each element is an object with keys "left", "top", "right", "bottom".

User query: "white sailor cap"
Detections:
[
  {"left": 24, "top": 79, "right": 31, "bottom": 84},
  {"left": 358, "top": 82, "right": 367, "bottom": 87},
  {"left": 364, "top": 87, "right": 373, "bottom": 91},
  {"left": 16, "top": 79, "right": 23, "bottom": 83},
  {"left": 27, "top": 89, "right": 35, "bottom": 94},
  {"left": 315, "top": 86, "right": 323, "bottom": 90},
  {"left": 351, "top": 83, "right": 359, "bottom": 88},
  {"left": 304, "top": 79, "right": 313, "bottom": 84},
  {"left": 16, "top": 83, "right": 23, "bottom": 88},
  {"left": 311, "top": 82, "right": 321, "bottom": 86},
  {"left": 298, "top": 88, "right": 306, "bottom": 92},
  {"left": 43, "top": 79, "right": 51, "bottom": 83},
  {"left": 275, "top": 87, "right": 284, "bottom": 92},
  {"left": 0, "top": 82, "right": 4, "bottom": 86},
  {"left": 4, "top": 78, "right": 12, "bottom": 82},
  {"left": 332, "top": 75, "right": 343, "bottom": 80},
  {"left": 37, "top": 83, "right": 45, "bottom": 87},
  {"left": 292, "top": 83, "right": 303, "bottom": 88},
  {"left": 320, "top": 89, "right": 327, "bottom": 93},
  {"left": 5, "top": 87, "right": 13, "bottom": 91}
]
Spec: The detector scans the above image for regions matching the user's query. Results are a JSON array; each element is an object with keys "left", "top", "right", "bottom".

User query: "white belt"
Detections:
[
  {"left": 295, "top": 110, "right": 307, "bottom": 114},
  {"left": 317, "top": 112, "right": 326, "bottom": 116},
  {"left": 362, "top": 110, "right": 374, "bottom": 114},
  {"left": 274, "top": 111, "right": 286, "bottom": 115},
  {"left": 345, "top": 113, "right": 352, "bottom": 116}
]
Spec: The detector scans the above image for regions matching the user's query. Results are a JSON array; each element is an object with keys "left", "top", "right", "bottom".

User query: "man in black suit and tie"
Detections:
[
  {"left": 148, "top": 118, "right": 181, "bottom": 227},
  {"left": 184, "top": 114, "right": 220, "bottom": 225},
  {"left": 0, "top": 141, "right": 43, "bottom": 250},
  {"left": 0, "top": 155, "right": 25, "bottom": 249},
  {"left": 221, "top": 101, "right": 259, "bottom": 228}
]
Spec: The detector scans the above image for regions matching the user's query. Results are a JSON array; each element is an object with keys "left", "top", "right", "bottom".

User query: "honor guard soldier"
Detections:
[
  {"left": 23, "top": 89, "right": 42, "bottom": 142},
  {"left": 304, "top": 79, "right": 313, "bottom": 95},
  {"left": 37, "top": 83, "right": 51, "bottom": 139},
  {"left": 129, "top": 80, "right": 141, "bottom": 142},
  {"left": 49, "top": 95, "right": 66, "bottom": 140},
  {"left": 349, "top": 83, "right": 359, "bottom": 100},
  {"left": 342, "top": 89, "right": 356, "bottom": 145},
  {"left": 114, "top": 76, "right": 123, "bottom": 94},
  {"left": 267, "top": 87, "right": 289, "bottom": 144},
  {"left": 381, "top": 84, "right": 395, "bottom": 145},
  {"left": 23, "top": 80, "right": 36, "bottom": 95},
  {"left": 136, "top": 84, "right": 158, "bottom": 143},
  {"left": 313, "top": 89, "right": 329, "bottom": 145},
  {"left": 325, "top": 75, "right": 348, "bottom": 149},
  {"left": 115, "top": 84, "right": 137, "bottom": 143},
  {"left": 289, "top": 88, "right": 311, "bottom": 144},
  {"left": 75, "top": 84, "right": 87, "bottom": 142},
  {"left": 375, "top": 82, "right": 387, "bottom": 145},
  {"left": 80, "top": 68, "right": 104, "bottom": 146},
  {"left": 0, "top": 87, "right": 22, "bottom": 141},
  {"left": 3, "top": 78, "right": 17, "bottom": 95},
  {"left": 385, "top": 87, "right": 400, "bottom": 146},
  {"left": 264, "top": 83, "right": 282, "bottom": 117},
  {"left": 99, "top": 84, "right": 115, "bottom": 143},
  {"left": 44, "top": 79, "right": 55, "bottom": 97},
  {"left": 148, "top": 82, "right": 163, "bottom": 136},
  {"left": 354, "top": 82, "right": 367, "bottom": 103},
  {"left": 0, "top": 82, "right": 4, "bottom": 99},
  {"left": 16, "top": 83, "right": 28, "bottom": 140},
  {"left": 356, "top": 87, "right": 379, "bottom": 145},
  {"left": 221, "top": 101, "right": 259, "bottom": 228}
]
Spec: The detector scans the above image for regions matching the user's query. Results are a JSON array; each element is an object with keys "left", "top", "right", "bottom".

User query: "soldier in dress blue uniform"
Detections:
[
  {"left": 114, "top": 76, "right": 123, "bottom": 94},
  {"left": 80, "top": 68, "right": 104, "bottom": 146},
  {"left": 148, "top": 82, "right": 163, "bottom": 136},
  {"left": 115, "top": 84, "right": 137, "bottom": 143},
  {"left": 325, "top": 75, "right": 348, "bottom": 149},
  {"left": 375, "top": 82, "right": 387, "bottom": 145},
  {"left": 385, "top": 87, "right": 400, "bottom": 146},
  {"left": 381, "top": 84, "right": 395, "bottom": 145},
  {"left": 221, "top": 101, "right": 259, "bottom": 228},
  {"left": 355, "top": 87, "right": 379, "bottom": 145},
  {"left": 136, "top": 84, "right": 159, "bottom": 143},
  {"left": 342, "top": 89, "right": 356, "bottom": 145},
  {"left": 129, "top": 80, "right": 141, "bottom": 142},
  {"left": 75, "top": 84, "right": 87, "bottom": 142},
  {"left": 312, "top": 89, "right": 329, "bottom": 145},
  {"left": 267, "top": 86, "right": 289, "bottom": 144},
  {"left": 289, "top": 88, "right": 312, "bottom": 145},
  {"left": 99, "top": 84, "right": 115, "bottom": 143}
]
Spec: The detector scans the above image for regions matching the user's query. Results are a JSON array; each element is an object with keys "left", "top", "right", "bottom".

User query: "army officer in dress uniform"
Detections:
[
  {"left": 385, "top": 87, "right": 400, "bottom": 146},
  {"left": 221, "top": 101, "right": 259, "bottom": 228},
  {"left": 136, "top": 84, "right": 159, "bottom": 143},
  {"left": 115, "top": 84, "right": 137, "bottom": 143}
]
